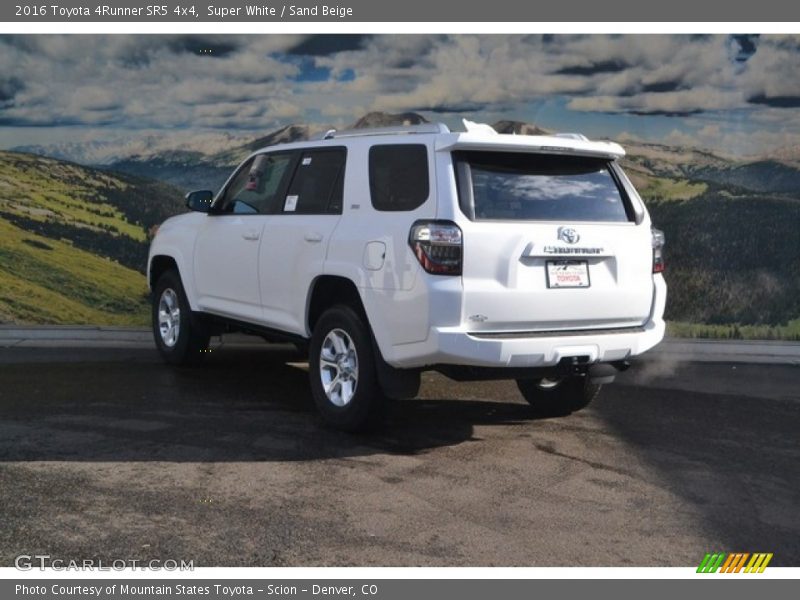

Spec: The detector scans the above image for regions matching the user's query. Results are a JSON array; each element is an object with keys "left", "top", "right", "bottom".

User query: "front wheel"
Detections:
[
  {"left": 152, "top": 269, "right": 210, "bottom": 365},
  {"left": 309, "top": 305, "right": 385, "bottom": 432},
  {"left": 515, "top": 375, "right": 601, "bottom": 417}
]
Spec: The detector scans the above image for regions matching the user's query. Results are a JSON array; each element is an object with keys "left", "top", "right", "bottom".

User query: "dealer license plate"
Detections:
[{"left": 546, "top": 260, "right": 590, "bottom": 288}]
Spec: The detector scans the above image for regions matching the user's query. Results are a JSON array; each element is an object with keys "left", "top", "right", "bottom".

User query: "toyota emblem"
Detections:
[{"left": 557, "top": 226, "right": 580, "bottom": 244}]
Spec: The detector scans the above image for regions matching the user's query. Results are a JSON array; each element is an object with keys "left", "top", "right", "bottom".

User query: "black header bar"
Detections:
[{"left": 3, "top": 0, "right": 800, "bottom": 23}]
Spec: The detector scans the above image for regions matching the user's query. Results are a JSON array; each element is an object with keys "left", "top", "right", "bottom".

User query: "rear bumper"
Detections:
[
  {"left": 386, "top": 275, "right": 667, "bottom": 369},
  {"left": 389, "top": 318, "right": 664, "bottom": 368}
]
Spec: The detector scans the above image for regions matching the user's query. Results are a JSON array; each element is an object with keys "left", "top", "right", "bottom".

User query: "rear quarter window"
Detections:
[
  {"left": 455, "top": 151, "right": 632, "bottom": 222},
  {"left": 369, "top": 144, "right": 429, "bottom": 211}
]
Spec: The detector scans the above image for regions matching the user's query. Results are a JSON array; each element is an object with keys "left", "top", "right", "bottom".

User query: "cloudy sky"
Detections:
[{"left": 1, "top": 34, "right": 799, "bottom": 157}]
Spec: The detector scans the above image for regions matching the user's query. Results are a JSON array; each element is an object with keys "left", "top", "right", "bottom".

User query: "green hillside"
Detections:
[
  {"left": 641, "top": 185, "right": 800, "bottom": 333},
  {"left": 0, "top": 151, "right": 184, "bottom": 325},
  {"left": 621, "top": 151, "right": 800, "bottom": 336},
  {"left": 0, "top": 218, "right": 148, "bottom": 324}
]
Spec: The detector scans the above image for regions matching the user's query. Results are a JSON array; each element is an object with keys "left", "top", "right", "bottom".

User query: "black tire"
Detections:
[
  {"left": 309, "top": 305, "right": 385, "bottom": 432},
  {"left": 152, "top": 269, "right": 210, "bottom": 365},
  {"left": 515, "top": 375, "right": 601, "bottom": 417}
]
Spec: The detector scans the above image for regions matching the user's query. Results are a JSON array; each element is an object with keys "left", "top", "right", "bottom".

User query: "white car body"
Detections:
[{"left": 149, "top": 122, "right": 666, "bottom": 375}]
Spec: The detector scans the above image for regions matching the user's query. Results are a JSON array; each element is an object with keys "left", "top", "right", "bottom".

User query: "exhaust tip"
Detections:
[{"left": 588, "top": 363, "right": 619, "bottom": 385}]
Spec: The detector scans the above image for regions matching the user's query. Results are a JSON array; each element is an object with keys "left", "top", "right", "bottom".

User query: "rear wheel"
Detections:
[
  {"left": 515, "top": 375, "right": 601, "bottom": 417},
  {"left": 309, "top": 305, "right": 385, "bottom": 432},
  {"left": 152, "top": 269, "right": 210, "bottom": 365}
]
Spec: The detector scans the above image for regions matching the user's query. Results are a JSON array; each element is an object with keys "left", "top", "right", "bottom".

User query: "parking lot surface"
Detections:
[{"left": 1, "top": 344, "right": 798, "bottom": 566}]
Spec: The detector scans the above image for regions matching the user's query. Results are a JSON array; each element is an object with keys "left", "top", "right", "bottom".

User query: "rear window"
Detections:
[
  {"left": 455, "top": 151, "right": 631, "bottom": 222},
  {"left": 369, "top": 144, "right": 429, "bottom": 211}
]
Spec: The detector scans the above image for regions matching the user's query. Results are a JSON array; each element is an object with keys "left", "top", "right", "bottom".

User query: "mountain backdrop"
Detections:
[{"left": 2, "top": 112, "right": 799, "bottom": 338}]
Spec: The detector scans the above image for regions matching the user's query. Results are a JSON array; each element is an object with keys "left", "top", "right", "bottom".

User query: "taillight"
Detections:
[
  {"left": 652, "top": 227, "right": 665, "bottom": 273},
  {"left": 409, "top": 220, "right": 463, "bottom": 275}
]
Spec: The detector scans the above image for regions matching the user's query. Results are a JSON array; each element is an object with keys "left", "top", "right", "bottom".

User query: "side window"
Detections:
[
  {"left": 369, "top": 144, "right": 429, "bottom": 211},
  {"left": 282, "top": 148, "right": 346, "bottom": 215},
  {"left": 219, "top": 153, "right": 294, "bottom": 214}
]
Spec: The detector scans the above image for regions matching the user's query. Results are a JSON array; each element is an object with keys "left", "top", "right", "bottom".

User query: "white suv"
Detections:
[{"left": 148, "top": 121, "right": 666, "bottom": 431}]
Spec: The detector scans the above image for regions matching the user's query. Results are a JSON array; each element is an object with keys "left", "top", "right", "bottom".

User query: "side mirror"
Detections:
[{"left": 185, "top": 190, "right": 214, "bottom": 213}]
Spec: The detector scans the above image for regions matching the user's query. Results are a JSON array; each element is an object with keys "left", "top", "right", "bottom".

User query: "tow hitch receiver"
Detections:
[{"left": 555, "top": 355, "right": 592, "bottom": 378}]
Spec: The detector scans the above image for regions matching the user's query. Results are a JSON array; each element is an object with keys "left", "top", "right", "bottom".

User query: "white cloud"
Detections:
[
  {"left": 568, "top": 89, "right": 745, "bottom": 115},
  {"left": 1, "top": 34, "right": 800, "bottom": 157}
]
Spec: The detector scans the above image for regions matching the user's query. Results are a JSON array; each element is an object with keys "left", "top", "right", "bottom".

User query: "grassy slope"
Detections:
[
  {"left": 0, "top": 217, "right": 148, "bottom": 325},
  {"left": 627, "top": 171, "right": 708, "bottom": 202},
  {"left": 0, "top": 152, "right": 144, "bottom": 240},
  {"left": 0, "top": 151, "right": 184, "bottom": 325},
  {"left": 667, "top": 319, "right": 800, "bottom": 341}
]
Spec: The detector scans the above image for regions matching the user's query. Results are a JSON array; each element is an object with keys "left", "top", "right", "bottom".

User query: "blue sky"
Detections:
[{"left": 1, "top": 34, "right": 798, "bottom": 158}]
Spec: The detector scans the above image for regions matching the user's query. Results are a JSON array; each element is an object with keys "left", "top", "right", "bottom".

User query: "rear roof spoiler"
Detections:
[{"left": 436, "top": 134, "right": 625, "bottom": 159}]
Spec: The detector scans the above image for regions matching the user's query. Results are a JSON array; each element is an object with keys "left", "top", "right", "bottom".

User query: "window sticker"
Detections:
[
  {"left": 284, "top": 195, "right": 299, "bottom": 212},
  {"left": 302, "top": 157, "right": 312, "bottom": 166}
]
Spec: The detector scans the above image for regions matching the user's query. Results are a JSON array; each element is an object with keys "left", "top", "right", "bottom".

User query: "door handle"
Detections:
[
  {"left": 242, "top": 230, "right": 260, "bottom": 241},
  {"left": 304, "top": 232, "right": 324, "bottom": 243}
]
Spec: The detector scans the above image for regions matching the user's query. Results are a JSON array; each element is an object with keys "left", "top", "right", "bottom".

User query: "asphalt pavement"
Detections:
[{"left": 0, "top": 333, "right": 798, "bottom": 567}]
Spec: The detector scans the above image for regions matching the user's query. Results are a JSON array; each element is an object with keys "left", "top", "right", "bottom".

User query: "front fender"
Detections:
[{"left": 148, "top": 213, "right": 205, "bottom": 311}]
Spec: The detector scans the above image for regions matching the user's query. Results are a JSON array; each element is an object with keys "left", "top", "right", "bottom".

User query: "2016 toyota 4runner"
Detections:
[{"left": 148, "top": 121, "right": 666, "bottom": 431}]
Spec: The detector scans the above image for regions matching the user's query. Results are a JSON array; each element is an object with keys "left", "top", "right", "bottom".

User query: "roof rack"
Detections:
[{"left": 312, "top": 122, "right": 450, "bottom": 140}]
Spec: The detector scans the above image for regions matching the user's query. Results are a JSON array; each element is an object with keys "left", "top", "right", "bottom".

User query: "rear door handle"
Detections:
[
  {"left": 242, "top": 230, "right": 260, "bottom": 241},
  {"left": 304, "top": 232, "right": 324, "bottom": 243}
]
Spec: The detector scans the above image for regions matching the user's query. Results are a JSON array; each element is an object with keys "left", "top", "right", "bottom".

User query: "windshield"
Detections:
[{"left": 455, "top": 151, "right": 631, "bottom": 222}]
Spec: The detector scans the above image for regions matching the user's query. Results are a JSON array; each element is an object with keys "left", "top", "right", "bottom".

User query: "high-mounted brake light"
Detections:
[
  {"left": 409, "top": 220, "right": 463, "bottom": 275},
  {"left": 652, "top": 228, "right": 666, "bottom": 273}
]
